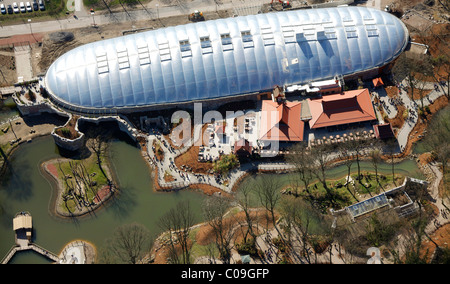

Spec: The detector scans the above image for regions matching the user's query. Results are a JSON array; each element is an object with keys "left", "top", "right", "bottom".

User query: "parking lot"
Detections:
[{"left": 0, "top": 0, "right": 45, "bottom": 15}]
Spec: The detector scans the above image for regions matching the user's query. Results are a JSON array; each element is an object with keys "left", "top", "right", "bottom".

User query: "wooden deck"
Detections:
[{"left": 2, "top": 212, "right": 60, "bottom": 264}]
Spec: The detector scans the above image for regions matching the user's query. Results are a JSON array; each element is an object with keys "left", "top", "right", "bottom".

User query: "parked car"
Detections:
[
  {"left": 38, "top": 0, "right": 44, "bottom": 11},
  {"left": 12, "top": 2, "right": 19, "bottom": 13},
  {"left": 1, "top": 4, "right": 6, "bottom": 14},
  {"left": 7, "top": 5, "right": 13, "bottom": 14},
  {"left": 19, "top": 2, "right": 26, "bottom": 13},
  {"left": 26, "top": 2, "right": 32, "bottom": 12},
  {"left": 33, "top": 0, "right": 38, "bottom": 11}
]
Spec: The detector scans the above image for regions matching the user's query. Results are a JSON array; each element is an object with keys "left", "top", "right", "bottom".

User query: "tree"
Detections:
[
  {"left": 255, "top": 175, "right": 284, "bottom": 242},
  {"left": 99, "top": 223, "right": 154, "bottom": 264},
  {"left": 368, "top": 146, "right": 383, "bottom": 192},
  {"left": 85, "top": 129, "right": 112, "bottom": 187},
  {"left": 424, "top": 106, "right": 450, "bottom": 179},
  {"left": 158, "top": 200, "right": 196, "bottom": 264},
  {"left": 310, "top": 144, "right": 338, "bottom": 208},
  {"left": 392, "top": 53, "right": 429, "bottom": 105},
  {"left": 286, "top": 143, "right": 315, "bottom": 201},
  {"left": 213, "top": 153, "right": 239, "bottom": 175},
  {"left": 202, "top": 196, "right": 235, "bottom": 264},
  {"left": 431, "top": 53, "right": 450, "bottom": 98},
  {"left": 348, "top": 136, "right": 367, "bottom": 186},
  {"left": 338, "top": 142, "right": 359, "bottom": 202},
  {"left": 235, "top": 179, "right": 259, "bottom": 244},
  {"left": 383, "top": 139, "right": 399, "bottom": 185}
]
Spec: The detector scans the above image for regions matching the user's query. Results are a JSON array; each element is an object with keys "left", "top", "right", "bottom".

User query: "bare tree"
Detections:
[
  {"left": 310, "top": 144, "right": 339, "bottom": 208},
  {"left": 392, "top": 53, "right": 425, "bottom": 104},
  {"left": 99, "top": 222, "right": 154, "bottom": 264},
  {"left": 369, "top": 146, "right": 383, "bottom": 192},
  {"left": 235, "top": 180, "right": 258, "bottom": 243},
  {"left": 286, "top": 143, "right": 315, "bottom": 200},
  {"left": 338, "top": 142, "right": 359, "bottom": 202},
  {"left": 85, "top": 129, "right": 112, "bottom": 187},
  {"left": 202, "top": 196, "right": 235, "bottom": 264},
  {"left": 255, "top": 175, "right": 285, "bottom": 242},
  {"left": 158, "top": 200, "right": 196, "bottom": 264}
]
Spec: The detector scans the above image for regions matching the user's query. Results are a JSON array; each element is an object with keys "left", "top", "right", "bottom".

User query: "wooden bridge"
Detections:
[{"left": 1, "top": 243, "right": 60, "bottom": 264}]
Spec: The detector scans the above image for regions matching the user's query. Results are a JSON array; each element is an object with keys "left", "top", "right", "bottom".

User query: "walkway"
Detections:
[
  {"left": 1, "top": 243, "right": 59, "bottom": 264},
  {"left": 371, "top": 79, "right": 447, "bottom": 152},
  {"left": 145, "top": 124, "right": 295, "bottom": 193}
]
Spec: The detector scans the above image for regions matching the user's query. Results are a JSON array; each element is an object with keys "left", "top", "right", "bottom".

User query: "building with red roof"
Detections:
[
  {"left": 372, "top": 77, "right": 384, "bottom": 88},
  {"left": 307, "top": 88, "right": 376, "bottom": 129},
  {"left": 373, "top": 123, "right": 394, "bottom": 139},
  {"left": 259, "top": 100, "right": 304, "bottom": 142},
  {"left": 234, "top": 138, "right": 252, "bottom": 157}
]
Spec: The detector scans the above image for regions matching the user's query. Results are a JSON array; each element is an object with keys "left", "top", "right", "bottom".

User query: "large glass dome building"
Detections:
[{"left": 43, "top": 6, "right": 409, "bottom": 114}]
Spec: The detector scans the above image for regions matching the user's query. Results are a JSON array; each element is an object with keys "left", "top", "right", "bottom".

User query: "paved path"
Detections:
[
  {"left": 14, "top": 45, "right": 33, "bottom": 82},
  {"left": 371, "top": 80, "right": 447, "bottom": 152}
]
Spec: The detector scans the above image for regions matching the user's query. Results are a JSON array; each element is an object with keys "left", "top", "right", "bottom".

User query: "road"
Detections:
[
  {"left": 0, "top": 0, "right": 265, "bottom": 38},
  {"left": 0, "top": 0, "right": 390, "bottom": 38}
]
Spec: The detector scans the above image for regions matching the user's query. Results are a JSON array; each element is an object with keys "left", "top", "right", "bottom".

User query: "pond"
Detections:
[
  {"left": 0, "top": 132, "right": 424, "bottom": 263},
  {"left": 0, "top": 135, "right": 206, "bottom": 264}
]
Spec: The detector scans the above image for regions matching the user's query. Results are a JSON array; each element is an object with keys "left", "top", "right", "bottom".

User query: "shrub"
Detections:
[{"left": 213, "top": 153, "right": 238, "bottom": 175}]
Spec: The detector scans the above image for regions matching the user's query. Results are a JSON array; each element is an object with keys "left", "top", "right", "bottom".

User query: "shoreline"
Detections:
[{"left": 40, "top": 153, "right": 118, "bottom": 220}]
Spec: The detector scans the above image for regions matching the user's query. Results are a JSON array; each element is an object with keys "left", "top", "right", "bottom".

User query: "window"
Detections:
[
  {"left": 117, "top": 48, "right": 130, "bottom": 70},
  {"left": 221, "top": 33, "right": 232, "bottom": 44},
  {"left": 159, "top": 41, "right": 171, "bottom": 61},
  {"left": 220, "top": 33, "right": 233, "bottom": 50},
  {"left": 200, "top": 36, "right": 212, "bottom": 54},
  {"left": 179, "top": 39, "right": 191, "bottom": 58},
  {"left": 346, "top": 32, "right": 358, "bottom": 38},
  {"left": 345, "top": 26, "right": 358, "bottom": 38},
  {"left": 179, "top": 40, "right": 191, "bottom": 51},
  {"left": 96, "top": 52, "right": 109, "bottom": 74},
  {"left": 282, "top": 24, "right": 295, "bottom": 43},
  {"left": 241, "top": 30, "right": 252, "bottom": 42},
  {"left": 137, "top": 44, "right": 150, "bottom": 66},
  {"left": 200, "top": 36, "right": 211, "bottom": 48},
  {"left": 367, "top": 30, "right": 379, "bottom": 37},
  {"left": 325, "top": 32, "right": 337, "bottom": 40},
  {"left": 261, "top": 26, "right": 274, "bottom": 46}
]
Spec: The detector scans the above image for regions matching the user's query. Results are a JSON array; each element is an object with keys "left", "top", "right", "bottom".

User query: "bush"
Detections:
[
  {"left": 213, "top": 153, "right": 238, "bottom": 175},
  {"left": 58, "top": 127, "right": 71, "bottom": 138},
  {"left": 235, "top": 238, "right": 258, "bottom": 256}
]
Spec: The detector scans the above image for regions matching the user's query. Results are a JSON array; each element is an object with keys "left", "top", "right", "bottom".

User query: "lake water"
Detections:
[
  {"left": 0, "top": 133, "right": 424, "bottom": 263},
  {"left": 0, "top": 135, "right": 206, "bottom": 263}
]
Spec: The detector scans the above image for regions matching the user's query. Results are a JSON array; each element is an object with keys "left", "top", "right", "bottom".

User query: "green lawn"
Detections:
[
  {"left": 56, "top": 152, "right": 110, "bottom": 213},
  {"left": 284, "top": 172, "right": 403, "bottom": 210}
]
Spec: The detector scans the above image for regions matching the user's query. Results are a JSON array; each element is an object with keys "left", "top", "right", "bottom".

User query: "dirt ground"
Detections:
[
  {"left": 151, "top": 209, "right": 276, "bottom": 264},
  {"left": 0, "top": 48, "right": 16, "bottom": 87}
]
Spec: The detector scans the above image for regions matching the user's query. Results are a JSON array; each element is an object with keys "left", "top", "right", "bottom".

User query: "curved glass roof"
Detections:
[{"left": 44, "top": 6, "right": 409, "bottom": 113}]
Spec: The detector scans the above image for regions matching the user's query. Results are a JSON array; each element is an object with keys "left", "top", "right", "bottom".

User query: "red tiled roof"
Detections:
[
  {"left": 373, "top": 77, "right": 384, "bottom": 87},
  {"left": 259, "top": 100, "right": 304, "bottom": 141},
  {"left": 308, "top": 89, "right": 376, "bottom": 129},
  {"left": 234, "top": 138, "right": 252, "bottom": 155}
]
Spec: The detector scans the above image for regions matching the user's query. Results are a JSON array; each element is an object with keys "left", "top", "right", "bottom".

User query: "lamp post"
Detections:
[
  {"left": 91, "top": 9, "right": 96, "bottom": 27},
  {"left": 155, "top": 4, "right": 159, "bottom": 20}
]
